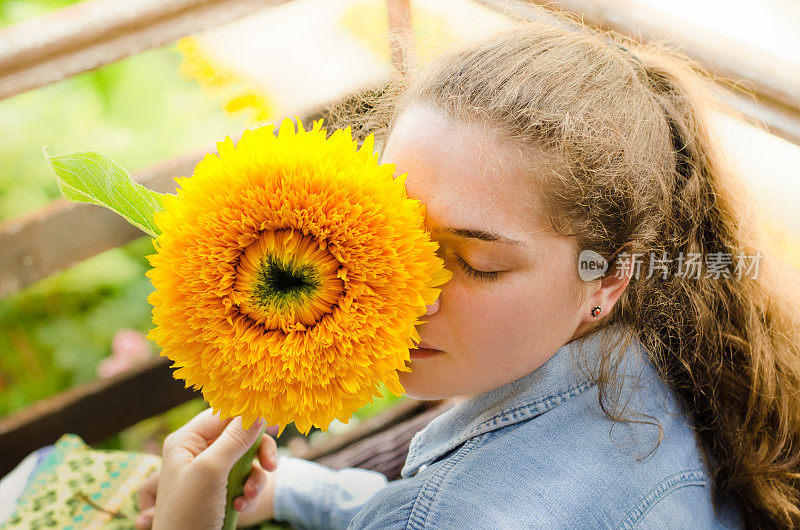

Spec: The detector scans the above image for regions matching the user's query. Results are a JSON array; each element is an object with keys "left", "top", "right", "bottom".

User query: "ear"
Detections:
[{"left": 578, "top": 256, "right": 635, "bottom": 324}]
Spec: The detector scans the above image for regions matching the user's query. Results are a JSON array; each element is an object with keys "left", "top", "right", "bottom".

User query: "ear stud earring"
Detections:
[{"left": 590, "top": 306, "right": 602, "bottom": 317}]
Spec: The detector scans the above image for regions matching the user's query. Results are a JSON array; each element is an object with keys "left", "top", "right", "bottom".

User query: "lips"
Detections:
[
  {"left": 415, "top": 341, "right": 441, "bottom": 351},
  {"left": 410, "top": 340, "right": 443, "bottom": 359}
]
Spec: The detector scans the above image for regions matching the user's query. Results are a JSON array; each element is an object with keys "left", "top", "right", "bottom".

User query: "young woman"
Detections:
[{"left": 137, "top": 13, "right": 800, "bottom": 530}]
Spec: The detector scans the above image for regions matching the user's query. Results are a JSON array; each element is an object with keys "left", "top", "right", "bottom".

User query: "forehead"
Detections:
[{"left": 381, "top": 104, "right": 552, "bottom": 239}]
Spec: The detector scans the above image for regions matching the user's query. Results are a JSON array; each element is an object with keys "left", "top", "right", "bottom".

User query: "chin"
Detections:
[
  {"left": 402, "top": 389, "right": 448, "bottom": 401},
  {"left": 399, "top": 371, "right": 452, "bottom": 401}
]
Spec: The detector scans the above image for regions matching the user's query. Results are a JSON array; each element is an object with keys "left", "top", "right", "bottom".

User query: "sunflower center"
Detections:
[
  {"left": 233, "top": 230, "right": 345, "bottom": 330},
  {"left": 254, "top": 255, "right": 320, "bottom": 306}
]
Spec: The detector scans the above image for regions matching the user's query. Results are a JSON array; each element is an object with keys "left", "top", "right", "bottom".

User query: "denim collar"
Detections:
[{"left": 401, "top": 323, "right": 636, "bottom": 478}]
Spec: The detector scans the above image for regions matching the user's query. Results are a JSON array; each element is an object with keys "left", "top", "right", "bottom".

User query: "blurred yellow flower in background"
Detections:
[
  {"left": 176, "top": 36, "right": 275, "bottom": 124},
  {"left": 145, "top": 117, "right": 452, "bottom": 434},
  {"left": 760, "top": 218, "right": 800, "bottom": 272},
  {"left": 340, "top": 0, "right": 455, "bottom": 64}
]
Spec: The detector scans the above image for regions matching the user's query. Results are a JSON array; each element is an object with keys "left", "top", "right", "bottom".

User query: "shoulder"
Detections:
[
  {"left": 618, "top": 472, "right": 743, "bottom": 529},
  {"left": 350, "top": 430, "right": 733, "bottom": 529},
  {"left": 441, "top": 383, "right": 735, "bottom": 527},
  {"left": 351, "top": 385, "right": 740, "bottom": 528}
]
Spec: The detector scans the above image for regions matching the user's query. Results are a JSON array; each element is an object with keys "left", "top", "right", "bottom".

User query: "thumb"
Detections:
[
  {"left": 202, "top": 416, "right": 265, "bottom": 469},
  {"left": 135, "top": 507, "right": 155, "bottom": 529}
]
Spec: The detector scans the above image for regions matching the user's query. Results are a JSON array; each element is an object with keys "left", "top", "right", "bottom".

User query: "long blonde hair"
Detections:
[{"left": 328, "top": 13, "right": 800, "bottom": 528}]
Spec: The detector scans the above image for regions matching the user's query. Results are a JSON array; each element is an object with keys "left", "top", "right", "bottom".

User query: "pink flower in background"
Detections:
[{"left": 98, "top": 329, "right": 154, "bottom": 379}]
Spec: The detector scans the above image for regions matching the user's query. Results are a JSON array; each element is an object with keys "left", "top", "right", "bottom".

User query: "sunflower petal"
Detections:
[{"left": 146, "top": 117, "right": 452, "bottom": 431}]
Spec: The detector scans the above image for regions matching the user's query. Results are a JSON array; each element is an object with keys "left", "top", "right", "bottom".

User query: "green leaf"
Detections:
[{"left": 43, "top": 147, "right": 166, "bottom": 237}]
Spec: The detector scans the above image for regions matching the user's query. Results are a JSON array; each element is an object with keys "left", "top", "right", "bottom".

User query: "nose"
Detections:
[{"left": 425, "top": 297, "right": 440, "bottom": 316}]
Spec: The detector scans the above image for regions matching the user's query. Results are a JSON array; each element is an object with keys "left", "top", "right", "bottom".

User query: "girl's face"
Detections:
[{"left": 382, "top": 104, "right": 596, "bottom": 400}]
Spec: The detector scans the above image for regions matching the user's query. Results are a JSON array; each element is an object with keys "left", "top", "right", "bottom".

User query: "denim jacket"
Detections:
[{"left": 273, "top": 324, "right": 744, "bottom": 529}]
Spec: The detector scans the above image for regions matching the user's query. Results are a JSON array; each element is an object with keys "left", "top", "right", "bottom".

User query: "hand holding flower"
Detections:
[{"left": 134, "top": 408, "right": 277, "bottom": 529}]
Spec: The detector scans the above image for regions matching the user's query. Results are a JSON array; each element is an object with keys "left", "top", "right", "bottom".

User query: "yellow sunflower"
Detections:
[{"left": 145, "top": 117, "right": 451, "bottom": 434}]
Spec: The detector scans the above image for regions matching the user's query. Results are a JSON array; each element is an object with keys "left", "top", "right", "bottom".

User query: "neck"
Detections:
[{"left": 451, "top": 394, "right": 471, "bottom": 405}]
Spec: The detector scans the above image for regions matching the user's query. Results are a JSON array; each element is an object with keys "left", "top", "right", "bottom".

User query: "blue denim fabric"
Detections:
[{"left": 274, "top": 324, "right": 743, "bottom": 529}]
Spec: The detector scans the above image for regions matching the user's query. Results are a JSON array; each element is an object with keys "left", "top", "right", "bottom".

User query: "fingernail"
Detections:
[
  {"left": 244, "top": 418, "right": 262, "bottom": 432},
  {"left": 237, "top": 499, "right": 249, "bottom": 512},
  {"left": 265, "top": 425, "right": 279, "bottom": 437}
]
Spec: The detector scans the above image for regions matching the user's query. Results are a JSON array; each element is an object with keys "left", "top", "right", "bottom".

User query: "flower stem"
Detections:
[{"left": 222, "top": 422, "right": 267, "bottom": 530}]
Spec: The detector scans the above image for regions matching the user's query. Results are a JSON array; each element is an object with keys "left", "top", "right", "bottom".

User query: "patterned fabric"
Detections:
[{"left": 1, "top": 434, "right": 159, "bottom": 530}]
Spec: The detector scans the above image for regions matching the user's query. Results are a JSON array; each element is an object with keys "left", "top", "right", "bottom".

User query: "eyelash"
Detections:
[{"left": 453, "top": 254, "right": 501, "bottom": 282}]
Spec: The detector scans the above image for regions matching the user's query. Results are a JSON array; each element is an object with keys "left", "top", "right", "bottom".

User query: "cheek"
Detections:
[
  {"left": 400, "top": 265, "right": 585, "bottom": 398},
  {"left": 447, "top": 270, "right": 582, "bottom": 359}
]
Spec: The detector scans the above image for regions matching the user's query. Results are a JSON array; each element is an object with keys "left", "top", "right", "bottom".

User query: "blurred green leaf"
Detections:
[
  {"left": 43, "top": 148, "right": 165, "bottom": 237},
  {"left": 352, "top": 384, "right": 403, "bottom": 421},
  {"left": 27, "top": 248, "right": 145, "bottom": 295}
]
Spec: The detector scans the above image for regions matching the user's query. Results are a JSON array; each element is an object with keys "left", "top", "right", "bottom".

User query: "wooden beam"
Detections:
[
  {"left": 717, "top": 90, "right": 800, "bottom": 147},
  {"left": 0, "top": 147, "right": 207, "bottom": 298},
  {"left": 475, "top": 0, "right": 800, "bottom": 146},
  {"left": 537, "top": 0, "right": 800, "bottom": 115},
  {"left": 311, "top": 402, "right": 452, "bottom": 480},
  {"left": 296, "top": 398, "right": 435, "bottom": 462},
  {"left": 0, "top": 0, "right": 293, "bottom": 101},
  {"left": 0, "top": 356, "right": 200, "bottom": 477},
  {"left": 386, "top": 0, "right": 416, "bottom": 73}
]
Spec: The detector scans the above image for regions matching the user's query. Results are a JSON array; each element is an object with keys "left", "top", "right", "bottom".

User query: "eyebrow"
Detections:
[{"left": 431, "top": 225, "right": 528, "bottom": 247}]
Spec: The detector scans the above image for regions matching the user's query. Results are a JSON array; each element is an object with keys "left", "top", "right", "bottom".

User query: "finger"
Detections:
[
  {"left": 243, "top": 461, "right": 267, "bottom": 500},
  {"left": 172, "top": 407, "right": 234, "bottom": 445},
  {"left": 257, "top": 433, "right": 278, "bottom": 472},
  {"left": 265, "top": 424, "right": 280, "bottom": 438},
  {"left": 137, "top": 468, "right": 160, "bottom": 511},
  {"left": 200, "top": 416, "right": 265, "bottom": 469},
  {"left": 162, "top": 408, "right": 235, "bottom": 463},
  {"left": 135, "top": 506, "right": 155, "bottom": 529},
  {"left": 233, "top": 495, "right": 254, "bottom": 513}
]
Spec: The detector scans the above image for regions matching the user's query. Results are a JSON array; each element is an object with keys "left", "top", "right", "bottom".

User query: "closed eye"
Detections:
[{"left": 453, "top": 254, "right": 501, "bottom": 282}]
